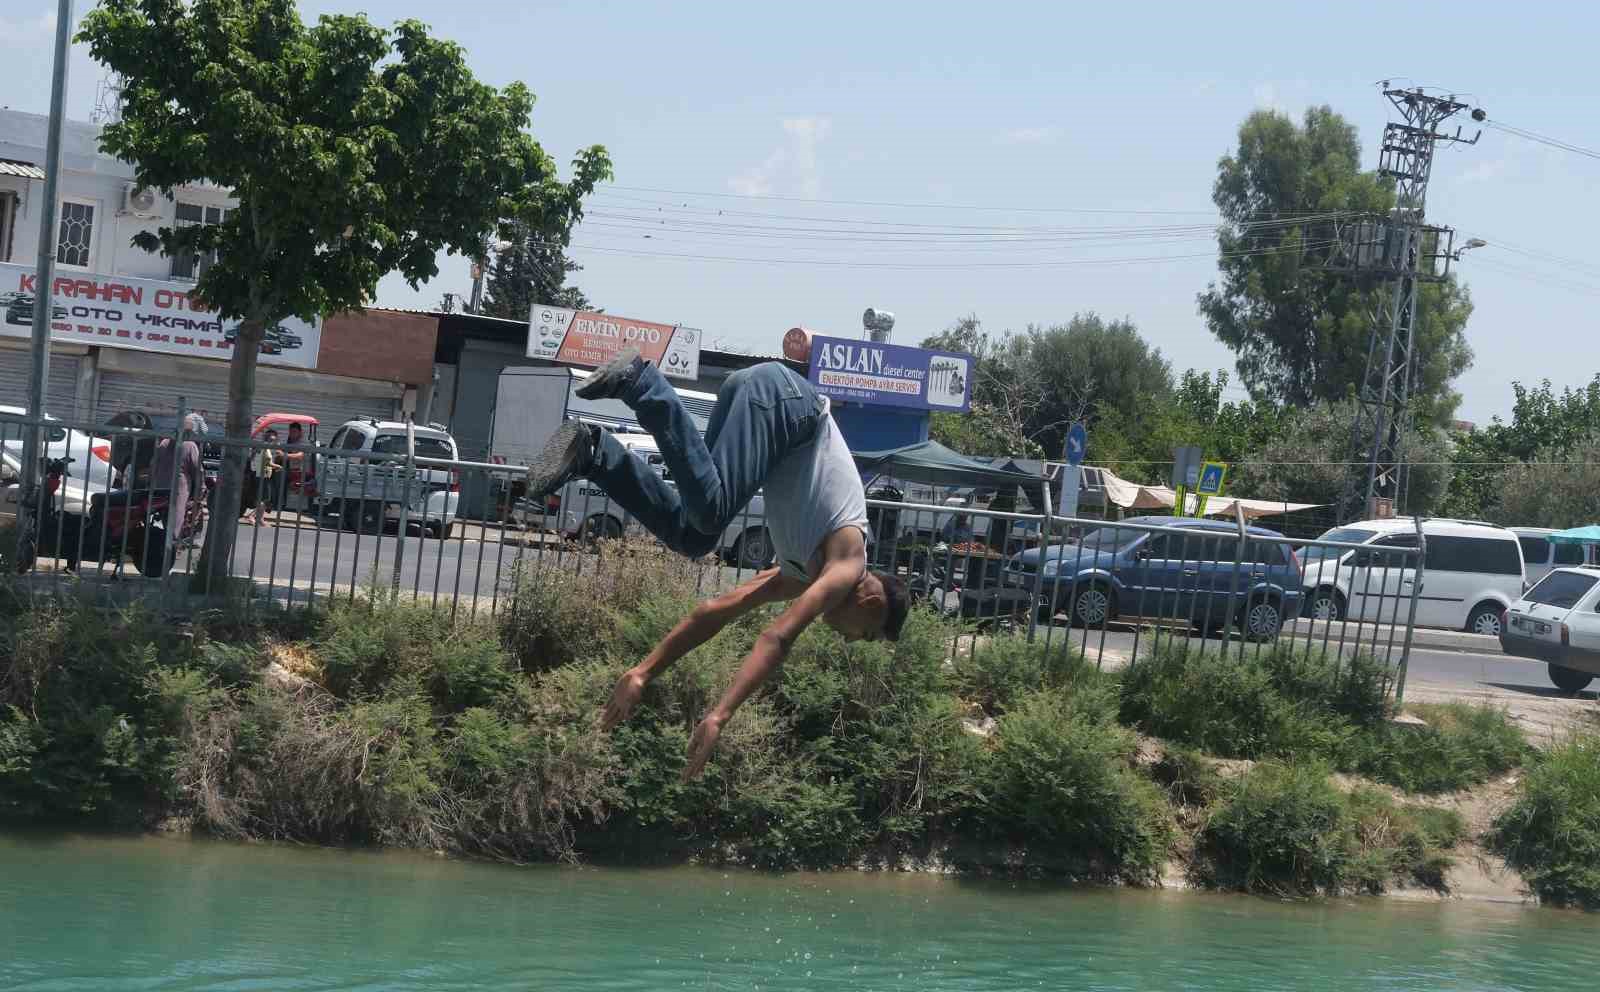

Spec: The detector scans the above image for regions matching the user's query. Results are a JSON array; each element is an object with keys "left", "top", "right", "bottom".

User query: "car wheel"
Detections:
[
  {"left": 583, "top": 514, "right": 622, "bottom": 544},
  {"left": 1547, "top": 664, "right": 1593, "bottom": 694},
  {"left": 346, "top": 501, "right": 383, "bottom": 535},
  {"left": 1467, "top": 603, "right": 1504, "bottom": 637},
  {"left": 1242, "top": 596, "right": 1284, "bottom": 641},
  {"left": 1069, "top": 583, "right": 1115, "bottom": 628},
  {"left": 735, "top": 527, "right": 775, "bottom": 570},
  {"left": 434, "top": 520, "right": 456, "bottom": 541},
  {"left": 1308, "top": 588, "right": 1345, "bottom": 622}
]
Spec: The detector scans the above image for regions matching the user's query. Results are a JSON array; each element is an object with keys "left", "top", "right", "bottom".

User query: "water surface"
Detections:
[{"left": 2, "top": 832, "right": 1594, "bottom": 990}]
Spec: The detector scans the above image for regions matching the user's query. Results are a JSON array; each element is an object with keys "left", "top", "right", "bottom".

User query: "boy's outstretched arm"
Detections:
[
  {"left": 600, "top": 567, "right": 806, "bottom": 731},
  {"left": 681, "top": 549, "right": 864, "bottom": 781}
]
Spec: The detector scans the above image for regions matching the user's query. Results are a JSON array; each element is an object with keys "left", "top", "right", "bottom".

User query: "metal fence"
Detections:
[{"left": 0, "top": 408, "right": 1426, "bottom": 701}]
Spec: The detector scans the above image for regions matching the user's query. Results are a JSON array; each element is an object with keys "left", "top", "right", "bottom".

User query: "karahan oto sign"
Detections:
[
  {"left": 807, "top": 335, "right": 972, "bottom": 412},
  {"left": 0, "top": 262, "right": 321, "bottom": 369},
  {"left": 528, "top": 304, "right": 702, "bottom": 382}
]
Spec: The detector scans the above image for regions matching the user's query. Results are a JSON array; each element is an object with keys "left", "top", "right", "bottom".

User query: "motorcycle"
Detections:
[{"left": 13, "top": 454, "right": 207, "bottom": 578}]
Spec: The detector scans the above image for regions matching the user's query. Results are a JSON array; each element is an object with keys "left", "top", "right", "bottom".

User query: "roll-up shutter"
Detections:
[
  {"left": 0, "top": 346, "right": 80, "bottom": 416},
  {"left": 96, "top": 369, "right": 231, "bottom": 424},
  {"left": 96, "top": 351, "right": 398, "bottom": 436}
]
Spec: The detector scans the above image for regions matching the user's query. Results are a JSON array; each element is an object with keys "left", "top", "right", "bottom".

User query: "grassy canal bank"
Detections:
[{"left": 0, "top": 547, "right": 1595, "bottom": 910}]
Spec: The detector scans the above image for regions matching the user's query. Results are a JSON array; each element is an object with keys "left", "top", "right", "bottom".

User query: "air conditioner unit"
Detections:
[{"left": 123, "top": 183, "right": 160, "bottom": 218}]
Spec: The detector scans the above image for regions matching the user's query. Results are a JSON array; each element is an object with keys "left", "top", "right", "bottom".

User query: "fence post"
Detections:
[
  {"left": 159, "top": 397, "right": 186, "bottom": 609},
  {"left": 1392, "top": 514, "right": 1427, "bottom": 707},
  {"left": 392, "top": 415, "right": 415, "bottom": 598},
  {"left": 1026, "top": 477, "right": 1054, "bottom": 644},
  {"left": 1227, "top": 501, "right": 1248, "bottom": 658}
]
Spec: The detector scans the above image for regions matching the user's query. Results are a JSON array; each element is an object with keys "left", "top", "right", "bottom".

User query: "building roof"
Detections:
[{"left": 0, "top": 158, "right": 45, "bottom": 180}]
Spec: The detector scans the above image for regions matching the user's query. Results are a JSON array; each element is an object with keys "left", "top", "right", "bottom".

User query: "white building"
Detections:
[{"left": 0, "top": 108, "right": 420, "bottom": 430}]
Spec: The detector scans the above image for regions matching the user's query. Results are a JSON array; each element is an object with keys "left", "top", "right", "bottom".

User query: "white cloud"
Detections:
[
  {"left": 1000, "top": 125, "right": 1059, "bottom": 145},
  {"left": 0, "top": 9, "right": 56, "bottom": 46},
  {"left": 728, "top": 117, "right": 832, "bottom": 197}
]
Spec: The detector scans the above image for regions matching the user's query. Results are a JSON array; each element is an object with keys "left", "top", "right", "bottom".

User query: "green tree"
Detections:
[
  {"left": 479, "top": 220, "right": 592, "bottom": 320},
  {"left": 79, "top": 0, "right": 611, "bottom": 580},
  {"left": 1198, "top": 107, "right": 1473, "bottom": 423},
  {"left": 1439, "top": 377, "right": 1600, "bottom": 520},
  {"left": 922, "top": 313, "right": 1172, "bottom": 458}
]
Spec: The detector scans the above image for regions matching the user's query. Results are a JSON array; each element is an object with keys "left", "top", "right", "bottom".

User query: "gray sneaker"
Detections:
[
  {"left": 527, "top": 421, "right": 596, "bottom": 498},
  {"left": 575, "top": 347, "right": 646, "bottom": 401}
]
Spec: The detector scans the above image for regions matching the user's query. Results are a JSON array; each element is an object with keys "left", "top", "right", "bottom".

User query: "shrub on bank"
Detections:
[
  {"left": 1200, "top": 760, "right": 1465, "bottom": 895},
  {"left": 1489, "top": 733, "right": 1600, "bottom": 909},
  {"left": 1118, "top": 643, "right": 1526, "bottom": 794}
]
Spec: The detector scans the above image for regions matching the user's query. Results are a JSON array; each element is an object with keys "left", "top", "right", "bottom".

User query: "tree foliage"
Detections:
[
  {"left": 480, "top": 220, "right": 592, "bottom": 320},
  {"left": 1198, "top": 107, "right": 1473, "bottom": 423},
  {"left": 78, "top": 0, "right": 611, "bottom": 578},
  {"left": 921, "top": 313, "right": 1171, "bottom": 458},
  {"left": 1440, "top": 377, "right": 1600, "bottom": 524}
]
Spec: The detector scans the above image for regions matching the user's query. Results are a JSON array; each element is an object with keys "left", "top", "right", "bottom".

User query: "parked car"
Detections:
[
  {"left": 313, "top": 419, "right": 461, "bottom": 538},
  {"left": 1298, "top": 518, "right": 1525, "bottom": 635},
  {"left": 1003, "top": 515, "right": 1303, "bottom": 639},
  {"left": 2, "top": 293, "right": 69, "bottom": 326},
  {"left": 0, "top": 407, "right": 115, "bottom": 516},
  {"left": 541, "top": 429, "right": 774, "bottom": 568},
  {"left": 1498, "top": 566, "right": 1600, "bottom": 692},
  {"left": 1511, "top": 526, "right": 1594, "bottom": 586}
]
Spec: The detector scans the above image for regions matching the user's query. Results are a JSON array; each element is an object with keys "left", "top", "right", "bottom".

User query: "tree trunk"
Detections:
[{"left": 194, "top": 319, "right": 263, "bottom": 588}]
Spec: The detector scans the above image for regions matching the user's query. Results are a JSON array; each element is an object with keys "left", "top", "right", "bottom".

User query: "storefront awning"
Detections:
[{"left": 0, "top": 159, "right": 46, "bottom": 181}]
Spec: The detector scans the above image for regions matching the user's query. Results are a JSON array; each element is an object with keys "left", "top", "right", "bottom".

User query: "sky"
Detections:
[{"left": 2, "top": 0, "right": 1596, "bottom": 425}]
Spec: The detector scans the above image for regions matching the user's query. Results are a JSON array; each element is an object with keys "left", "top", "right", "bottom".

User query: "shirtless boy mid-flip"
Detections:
[{"left": 527, "top": 349, "right": 909, "bottom": 780}]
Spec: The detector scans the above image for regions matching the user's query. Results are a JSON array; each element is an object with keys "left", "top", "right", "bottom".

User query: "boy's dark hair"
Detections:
[{"left": 874, "top": 570, "right": 910, "bottom": 642}]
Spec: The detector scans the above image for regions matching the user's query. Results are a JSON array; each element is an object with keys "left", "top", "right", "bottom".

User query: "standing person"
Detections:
[
  {"left": 150, "top": 413, "right": 205, "bottom": 545},
  {"left": 251, "top": 429, "right": 282, "bottom": 526},
  {"left": 528, "top": 349, "right": 909, "bottom": 780},
  {"left": 282, "top": 422, "right": 307, "bottom": 513}
]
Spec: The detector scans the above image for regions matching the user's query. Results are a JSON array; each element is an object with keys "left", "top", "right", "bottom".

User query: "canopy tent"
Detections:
[
  {"left": 1073, "top": 467, "right": 1322, "bottom": 521},
  {"left": 853, "top": 440, "right": 1048, "bottom": 505},
  {"left": 1546, "top": 525, "right": 1600, "bottom": 545}
]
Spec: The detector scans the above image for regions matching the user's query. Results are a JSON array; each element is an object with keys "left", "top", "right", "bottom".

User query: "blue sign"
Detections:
[
  {"left": 807, "top": 335, "right": 973, "bottom": 412},
  {"left": 1065, "top": 422, "right": 1087, "bottom": 467},
  {"left": 1197, "top": 462, "right": 1226, "bottom": 496}
]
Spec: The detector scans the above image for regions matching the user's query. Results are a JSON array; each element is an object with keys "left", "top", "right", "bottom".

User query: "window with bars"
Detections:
[
  {"left": 171, "top": 202, "right": 227, "bottom": 280},
  {"left": 56, "top": 199, "right": 98, "bottom": 269},
  {"left": 0, "top": 191, "right": 16, "bottom": 262}
]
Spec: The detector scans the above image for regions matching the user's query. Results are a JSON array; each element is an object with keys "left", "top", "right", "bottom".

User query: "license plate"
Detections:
[{"left": 1512, "top": 616, "right": 1549, "bottom": 635}]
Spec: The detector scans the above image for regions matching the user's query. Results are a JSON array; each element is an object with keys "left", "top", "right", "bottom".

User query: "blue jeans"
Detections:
[{"left": 587, "top": 362, "right": 820, "bottom": 558}]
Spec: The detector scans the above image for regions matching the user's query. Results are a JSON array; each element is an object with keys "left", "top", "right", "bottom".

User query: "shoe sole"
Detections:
[
  {"left": 575, "top": 347, "right": 643, "bottom": 400},
  {"left": 527, "top": 422, "right": 590, "bottom": 498}
]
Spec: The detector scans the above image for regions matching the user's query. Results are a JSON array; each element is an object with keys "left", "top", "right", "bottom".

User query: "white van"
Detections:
[
  {"left": 1511, "top": 527, "right": 1595, "bottom": 586},
  {"left": 1299, "top": 518, "right": 1525, "bottom": 635}
]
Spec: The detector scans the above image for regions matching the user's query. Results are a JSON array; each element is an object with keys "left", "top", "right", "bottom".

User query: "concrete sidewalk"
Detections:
[{"left": 1283, "top": 618, "right": 1499, "bottom": 655}]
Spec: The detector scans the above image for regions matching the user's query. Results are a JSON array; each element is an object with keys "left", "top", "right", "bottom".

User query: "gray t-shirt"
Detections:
[{"left": 763, "top": 401, "right": 869, "bottom": 582}]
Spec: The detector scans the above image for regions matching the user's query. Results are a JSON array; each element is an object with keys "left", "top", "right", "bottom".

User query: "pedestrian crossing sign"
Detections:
[{"left": 1197, "top": 461, "right": 1227, "bottom": 496}]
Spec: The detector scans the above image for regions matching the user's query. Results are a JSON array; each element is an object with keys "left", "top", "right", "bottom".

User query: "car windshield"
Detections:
[
  {"left": 1302, "top": 526, "right": 1379, "bottom": 564},
  {"left": 1523, "top": 571, "right": 1598, "bottom": 610},
  {"left": 371, "top": 435, "right": 455, "bottom": 460}
]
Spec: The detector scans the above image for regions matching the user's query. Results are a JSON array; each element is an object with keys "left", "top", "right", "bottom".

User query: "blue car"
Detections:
[{"left": 1004, "top": 516, "right": 1304, "bottom": 640}]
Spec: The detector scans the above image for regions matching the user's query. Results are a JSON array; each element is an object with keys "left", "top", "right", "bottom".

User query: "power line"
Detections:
[
  {"left": 1487, "top": 119, "right": 1600, "bottom": 162},
  {"left": 605, "top": 183, "right": 1224, "bottom": 216}
]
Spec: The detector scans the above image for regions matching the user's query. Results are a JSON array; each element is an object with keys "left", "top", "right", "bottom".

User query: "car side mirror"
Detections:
[{"left": 1350, "top": 551, "right": 1373, "bottom": 568}]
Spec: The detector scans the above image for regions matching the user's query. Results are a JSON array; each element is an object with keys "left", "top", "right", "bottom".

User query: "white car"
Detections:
[
  {"left": 541, "top": 430, "right": 774, "bottom": 569},
  {"left": 0, "top": 408, "right": 116, "bottom": 517},
  {"left": 1499, "top": 566, "right": 1600, "bottom": 692},
  {"left": 1299, "top": 517, "right": 1525, "bottom": 635},
  {"left": 1511, "top": 526, "right": 1595, "bottom": 586},
  {"left": 314, "top": 419, "right": 461, "bottom": 539}
]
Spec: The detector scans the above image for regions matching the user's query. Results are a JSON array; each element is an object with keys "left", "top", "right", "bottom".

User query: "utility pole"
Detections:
[
  {"left": 21, "top": 0, "right": 75, "bottom": 507},
  {"left": 1332, "top": 86, "right": 1483, "bottom": 520}
]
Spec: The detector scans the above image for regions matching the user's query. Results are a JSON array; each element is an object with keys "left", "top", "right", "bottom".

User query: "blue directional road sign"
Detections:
[{"left": 1065, "top": 422, "right": 1087, "bottom": 467}]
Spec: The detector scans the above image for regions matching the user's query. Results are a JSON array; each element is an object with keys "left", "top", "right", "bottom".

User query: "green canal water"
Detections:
[{"left": 2, "top": 832, "right": 1595, "bottom": 990}]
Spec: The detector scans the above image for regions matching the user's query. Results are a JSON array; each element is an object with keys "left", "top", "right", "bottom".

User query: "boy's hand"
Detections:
[
  {"left": 682, "top": 713, "right": 724, "bottom": 781},
  {"left": 600, "top": 668, "right": 648, "bottom": 731}
]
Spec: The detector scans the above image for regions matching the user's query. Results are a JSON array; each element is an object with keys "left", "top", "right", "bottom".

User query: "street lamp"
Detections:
[{"left": 1454, "top": 237, "right": 1488, "bottom": 259}]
